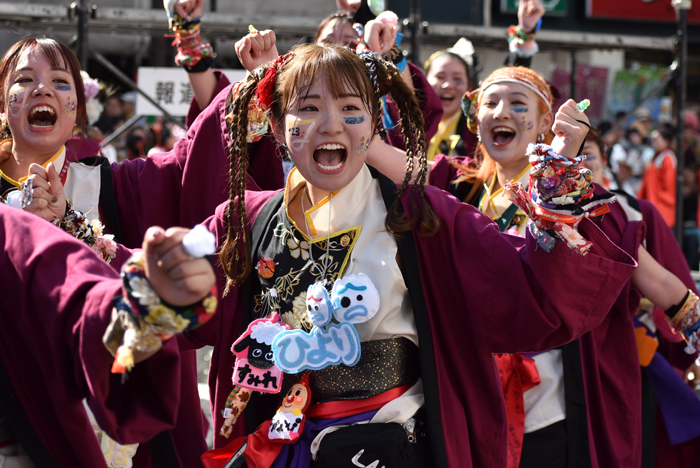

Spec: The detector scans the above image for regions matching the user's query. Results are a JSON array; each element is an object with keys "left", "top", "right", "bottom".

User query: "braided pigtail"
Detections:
[
  {"left": 218, "top": 69, "right": 268, "bottom": 294},
  {"left": 374, "top": 58, "right": 439, "bottom": 236}
]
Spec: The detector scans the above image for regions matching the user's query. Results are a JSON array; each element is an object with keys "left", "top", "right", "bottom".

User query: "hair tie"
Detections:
[{"left": 255, "top": 52, "right": 294, "bottom": 111}]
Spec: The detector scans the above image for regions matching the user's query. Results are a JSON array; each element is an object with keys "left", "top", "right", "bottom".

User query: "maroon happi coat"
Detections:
[
  {"left": 0, "top": 203, "right": 183, "bottom": 467},
  {"left": 187, "top": 168, "right": 636, "bottom": 467}
]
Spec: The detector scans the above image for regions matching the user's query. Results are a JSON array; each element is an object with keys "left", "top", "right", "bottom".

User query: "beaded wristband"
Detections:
[
  {"left": 103, "top": 250, "right": 217, "bottom": 374},
  {"left": 55, "top": 203, "right": 117, "bottom": 264}
]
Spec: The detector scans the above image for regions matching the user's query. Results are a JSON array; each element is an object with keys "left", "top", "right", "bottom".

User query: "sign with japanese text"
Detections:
[
  {"left": 587, "top": 0, "right": 700, "bottom": 24},
  {"left": 135, "top": 67, "right": 247, "bottom": 117},
  {"left": 501, "top": 0, "right": 568, "bottom": 16}
]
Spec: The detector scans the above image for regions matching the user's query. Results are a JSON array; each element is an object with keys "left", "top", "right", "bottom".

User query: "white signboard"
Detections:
[{"left": 135, "top": 67, "right": 247, "bottom": 117}]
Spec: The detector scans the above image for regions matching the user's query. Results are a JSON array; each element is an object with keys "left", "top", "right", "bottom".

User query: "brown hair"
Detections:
[
  {"left": 219, "top": 43, "right": 438, "bottom": 292},
  {"left": 454, "top": 66, "right": 553, "bottom": 203},
  {"left": 0, "top": 37, "right": 87, "bottom": 140},
  {"left": 314, "top": 13, "right": 354, "bottom": 45}
]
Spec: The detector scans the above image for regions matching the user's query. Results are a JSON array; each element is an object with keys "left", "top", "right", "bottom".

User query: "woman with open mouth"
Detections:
[
  {"left": 424, "top": 0, "right": 544, "bottom": 162},
  {"left": 430, "top": 64, "right": 700, "bottom": 468},
  {"left": 188, "top": 42, "right": 647, "bottom": 468}
]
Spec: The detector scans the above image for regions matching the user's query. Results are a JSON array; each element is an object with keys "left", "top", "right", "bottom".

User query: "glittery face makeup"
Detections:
[
  {"left": 519, "top": 115, "right": 534, "bottom": 133},
  {"left": 63, "top": 95, "right": 77, "bottom": 115},
  {"left": 288, "top": 118, "right": 316, "bottom": 152},
  {"left": 513, "top": 107, "right": 528, "bottom": 113},
  {"left": 55, "top": 84, "right": 71, "bottom": 91},
  {"left": 356, "top": 134, "right": 370, "bottom": 155},
  {"left": 344, "top": 116, "right": 364, "bottom": 125}
]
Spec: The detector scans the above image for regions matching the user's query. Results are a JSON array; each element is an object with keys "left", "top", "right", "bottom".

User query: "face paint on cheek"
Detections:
[
  {"left": 288, "top": 119, "right": 316, "bottom": 152},
  {"left": 357, "top": 134, "right": 370, "bottom": 155},
  {"left": 55, "top": 85, "right": 72, "bottom": 91},
  {"left": 63, "top": 95, "right": 77, "bottom": 115},
  {"left": 7, "top": 90, "right": 26, "bottom": 118},
  {"left": 519, "top": 115, "right": 534, "bottom": 133},
  {"left": 513, "top": 107, "right": 528, "bottom": 113},
  {"left": 344, "top": 116, "right": 364, "bottom": 125}
]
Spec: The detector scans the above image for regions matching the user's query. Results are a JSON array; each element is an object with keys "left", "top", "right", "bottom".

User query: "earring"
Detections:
[
  {"left": 537, "top": 133, "right": 545, "bottom": 143},
  {"left": 476, "top": 131, "right": 482, "bottom": 142}
]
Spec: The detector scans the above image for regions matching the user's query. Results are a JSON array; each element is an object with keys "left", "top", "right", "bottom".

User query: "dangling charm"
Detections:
[
  {"left": 231, "top": 313, "right": 290, "bottom": 393},
  {"left": 476, "top": 131, "right": 482, "bottom": 142},
  {"left": 267, "top": 375, "right": 312, "bottom": 443},
  {"left": 537, "top": 133, "right": 545, "bottom": 143}
]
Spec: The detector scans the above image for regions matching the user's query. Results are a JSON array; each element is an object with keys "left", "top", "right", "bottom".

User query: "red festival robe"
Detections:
[
  {"left": 187, "top": 168, "right": 637, "bottom": 468},
  {"left": 0, "top": 203, "right": 183, "bottom": 467}
]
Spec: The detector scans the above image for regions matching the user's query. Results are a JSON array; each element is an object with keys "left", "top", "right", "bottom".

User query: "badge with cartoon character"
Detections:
[
  {"left": 231, "top": 313, "right": 290, "bottom": 393},
  {"left": 272, "top": 273, "right": 380, "bottom": 374},
  {"left": 268, "top": 375, "right": 312, "bottom": 443}
]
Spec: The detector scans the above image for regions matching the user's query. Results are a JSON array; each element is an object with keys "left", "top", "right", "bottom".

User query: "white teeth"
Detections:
[
  {"left": 30, "top": 106, "right": 55, "bottom": 117},
  {"left": 493, "top": 126, "right": 515, "bottom": 134},
  {"left": 316, "top": 143, "right": 344, "bottom": 151},
  {"left": 316, "top": 161, "right": 344, "bottom": 170}
]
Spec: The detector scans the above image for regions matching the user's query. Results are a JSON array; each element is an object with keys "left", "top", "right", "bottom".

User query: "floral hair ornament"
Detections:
[{"left": 461, "top": 89, "right": 480, "bottom": 134}]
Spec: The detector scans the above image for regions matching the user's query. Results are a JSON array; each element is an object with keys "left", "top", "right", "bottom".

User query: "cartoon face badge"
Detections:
[
  {"left": 331, "top": 273, "right": 380, "bottom": 324},
  {"left": 268, "top": 375, "right": 312, "bottom": 443},
  {"left": 305, "top": 282, "right": 332, "bottom": 327}
]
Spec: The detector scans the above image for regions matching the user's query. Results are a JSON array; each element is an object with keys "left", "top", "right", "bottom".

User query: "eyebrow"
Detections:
[
  {"left": 511, "top": 92, "right": 529, "bottom": 99},
  {"left": 300, "top": 93, "right": 360, "bottom": 100},
  {"left": 17, "top": 67, "right": 70, "bottom": 73}
]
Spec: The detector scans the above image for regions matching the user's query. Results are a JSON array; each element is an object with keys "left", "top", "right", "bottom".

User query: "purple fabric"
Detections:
[
  {"left": 0, "top": 203, "right": 183, "bottom": 466},
  {"left": 646, "top": 353, "right": 700, "bottom": 444},
  {"left": 190, "top": 176, "right": 637, "bottom": 468},
  {"left": 270, "top": 411, "right": 378, "bottom": 468}
]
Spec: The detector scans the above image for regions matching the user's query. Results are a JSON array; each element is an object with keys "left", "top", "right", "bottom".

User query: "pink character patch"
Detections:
[{"left": 231, "top": 313, "right": 290, "bottom": 394}]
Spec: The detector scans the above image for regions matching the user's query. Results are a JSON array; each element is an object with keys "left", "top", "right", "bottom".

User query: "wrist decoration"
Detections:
[
  {"left": 171, "top": 18, "right": 214, "bottom": 68},
  {"left": 507, "top": 21, "right": 540, "bottom": 57},
  {"left": 504, "top": 143, "right": 616, "bottom": 255},
  {"left": 103, "top": 250, "right": 218, "bottom": 375},
  {"left": 55, "top": 203, "right": 117, "bottom": 264},
  {"left": 668, "top": 290, "right": 700, "bottom": 354}
]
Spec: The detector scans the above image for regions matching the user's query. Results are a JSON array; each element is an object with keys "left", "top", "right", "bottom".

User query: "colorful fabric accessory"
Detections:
[
  {"left": 170, "top": 18, "right": 214, "bottom": 68},
  {"left": 504, "top": 143, "right": 615, "bottom": 255},
  {"left": 507, "top": 19, "right": 540, "bottom": 50},
  {"left": 55, "top": 203, "right": 117, "bottom": 264},
  {"left": 255, "top": 53, "right": 294, "bottom": 111},
  {"left": 225, "top": 82, "right": 271, "bottom": 144},
  {"left": 231, "top": 313, "right": 290, "bottom": 393},
  {"left": 272, "top": 273, "right": 380, "bottom": 374},
  {"left": 267, "top": 375, "right": 312, "bottom": 443},
  {"left": 220, "top": 385, "right": 253, "bottom": 438},
  {"left": 494, "top": 353, "right": 540, "bottom": 468},
  {"left": 102, "top": 251, "right": 217, "bottom": 374},
  {"left": 669, "top": 290, "right": 700, "bottom": 353},
  {"left": 461, "top": 89, "right": 480, "bottom": 133}
]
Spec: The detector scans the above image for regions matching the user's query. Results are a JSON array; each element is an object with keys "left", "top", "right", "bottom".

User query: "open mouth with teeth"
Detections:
[
  {"left": 491, "top": 126, "right": 516, "bottom": 146},
  {"left": 314, "top": 143, "right": 347, "bottom": 174},
  {"left": 439, "top": 93, "right": 455, "bottom": 103},
  {"left": 28, "top": 106, "right": 57, "bottom": 128}
]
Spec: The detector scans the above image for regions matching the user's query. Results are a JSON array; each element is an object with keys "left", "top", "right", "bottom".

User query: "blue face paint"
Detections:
[
  {"left": 513, "top": 107, "right": 529, "bottom": 113},
  {"left": 55, "top": 85, "right": 72, "bottom": 91},
  {"left": 344, "top": 116, "right": 365, "bottom": 125}
]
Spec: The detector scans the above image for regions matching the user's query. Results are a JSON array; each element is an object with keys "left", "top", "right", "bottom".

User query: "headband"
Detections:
[{"left": 461, "top": 73, "right": 553, "bottom": 133}]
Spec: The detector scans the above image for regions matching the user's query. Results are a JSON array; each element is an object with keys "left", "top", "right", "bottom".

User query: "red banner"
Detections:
[{"left": 587, "top": 0, "right": 700, "bottom": 24}]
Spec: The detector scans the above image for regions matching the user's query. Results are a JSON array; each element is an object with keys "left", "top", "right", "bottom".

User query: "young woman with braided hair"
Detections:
[
  {"left": 171, "top": 43, "right": 642, "bottom": 468},
  {"left": 429, "top": 65, "right": 700, "bottom": 467}
]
